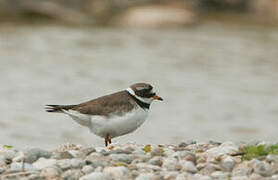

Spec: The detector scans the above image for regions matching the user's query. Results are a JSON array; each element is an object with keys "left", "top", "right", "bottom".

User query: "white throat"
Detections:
[{"left": 126, "top": 88, "right": 153, "bottom": 104}]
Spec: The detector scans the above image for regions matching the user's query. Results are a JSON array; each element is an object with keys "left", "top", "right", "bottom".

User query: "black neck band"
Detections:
[{"left": 127, "top": 91, "right": 150, "bottom": 110}]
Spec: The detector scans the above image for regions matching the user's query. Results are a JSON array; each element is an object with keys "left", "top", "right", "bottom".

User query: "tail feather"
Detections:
[{"left": 45, "top": 104, "right": 76, "bottom": 113}]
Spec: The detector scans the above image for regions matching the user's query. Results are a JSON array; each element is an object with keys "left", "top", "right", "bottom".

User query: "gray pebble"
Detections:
[
  {"left": 148, "top": 156, "right": 163, "bottom": 166},
  {"left": 82, "top": 165, "right": 95, "bottom": 174},
  {"left": 211, "top": 171, "right": 229, "bottom": 180},
  {"left": 220, "top": 156, "right": 235, "bottom": 172},
  {"left": 103, "top": 166, "right": 130, "bottom": 178},
  {"left": 80, "top": 172, "right": 112, "bottom": 180},
  {"left": 62, "top": 169, "right": 83, "bottom": 180},
  {"left": 110, "top": 153, "right": 132, "bottom": 164},
  {"left": 25, "top": 148, "right": 52, "bottom": 163},
  {"left": 180, "top": 160, "right": 197, "bottom": 173},
  {"left": 253, "top": 160, "right": 271, "bottom": 177}
]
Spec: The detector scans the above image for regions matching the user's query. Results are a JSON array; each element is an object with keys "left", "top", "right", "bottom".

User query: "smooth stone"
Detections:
[
  {"left": 176, "top": 172, "right": 190, "bottom": 180},
  {"left": 180, "top": 160, "right": 197, "bottom": 173},
  {"left": 221, "top": 156, "right": 236, "bottom": 172},
  {"left": 80, "top": 172, "right": 112, "bottom": 180},
  {"left": 103, "top": 166, "right": 129, "bottom": 178},
  {"left": 11, "top": 162, "right": 34, "bottom": 171},
  {"left": 206, "top": 141, "right": 238, "bottom": 157},
  {"left": 163, "top": 171, "right": 179, "bottom": 180},
  {"left": 33, "top": 158, "right": 57, "bottom": 170},
  {"left": 52, "top": 151, "right": 74, "bottom": 159},
  {"left": 62, "top": 169, "right": 83, "bottom": 180},
  {"left": 148, "top": 156, "right": 163, "bottom": 166},
  {"left": 253, "top": 160, "right": 271, "bottom": 177},
  {"left": 208, "top": 140, "right": 222, "bottom": 146},
  {"left": 211, "top": 171, "right": 229, "bottom": 180},
  {"left": 70, "top": 158, "right": 85, "bottom": 168},
  {"left": 249, "top": 173, "right": 263, "bottom": 180},
  {"left": 40, "top": 167, "right": 61, "bottom": 179},
  {"left": 56, "top": 159, "right": 71, "bottom": 170},
  {"left": 82, "top": 165, "right": 94, "bottom": 174},
  {"left": 231, "top": 176, "right": 249, "bottom": 180},
  {"left": 162, "top": 157, "right": 178, "bottom": 171},
  {"left": 0, "top": 167, "right": 5, "bottom": 174},
  {"left": 172, "top": 151, "right": 196, "bottom": 162},
  {"left": 110, "top": 154, "right": 132, "bottom": 164},
  {"left": 266, "top": 154, "right": 278, "bottom": 163},
  {"left": 135, "top": 173, "right": 158, "bottom": 180},
  {"left": 81, "top": 147, "right": 96, "bottom": 156},
  {"left": 108, "top": 149, "right": 132, "bottom": 155},
  {"left": 232, "top": 162, "right": 252, "bottom": 177},
  {"left": 25, "top": 148, "right": 52, "bottom": 163},
  {"left": 136, "top": 163, "right": 162, "bottom": 171},
  {"left": 201, "top": 163, "right": 222, "bottom": 174}
]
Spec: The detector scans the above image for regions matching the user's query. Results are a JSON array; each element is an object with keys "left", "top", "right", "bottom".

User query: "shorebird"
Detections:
[{"left": 46, "top": 83, "right": 163, "bottom": 146}]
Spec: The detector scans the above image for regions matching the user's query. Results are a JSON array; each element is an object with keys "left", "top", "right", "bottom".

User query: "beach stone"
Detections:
[
  {"left": 11, "top": 162, "right": 34, "bottom": 171},
  {"left": 211, "top": 171, "right": 229, "bottom": 180},
  {"left": 0, "top": 167, "right": 5, "bottom": 174},
  {"left": 232, "top": 162, "right": 252, "bottom": 177},
  {"left": 180, "top": 160, "right": 197, "bottom": 173},
  {"left": 25, "top": 148, "right": 52, "bottom": 163},
  {"left": 148, "top": 156, "right": 163, "bottom": 166},
  {"left": 266, "top": 154, "right": 278, "bottom": 163},
  {"left": 103, "top": 166, "right": 130, "bottom": 179},
  {"left": 249, "top": 173, "right": 263, "bottom": 180},
  {"left": 40, "top": 167, "right": 61, "bottom": 179},
  {"left": 108, "top": 149, "right": 132, "bottom": 155},
  {"left": 253, "top": 160, "right": 271, "bottom": 177},
  {"left": 70, "top": 158, "right": 85, "bottom": 168},
  {"left": 53, "top": 151, "right": 74, "bottom": 159},
  {"left": 56, "top": 159, "right": 71, "bottom": 170},
  {"left": 62, "top": 169, "right": 83, "bottom": 180},
  {"left": 135, "top": 173, "right": 159, "bottom": 180},
  {"left": 110, "top": 154, "right": 132, "bottom": 164},
  {"left": 82, "top": 165, "right": 94, "bottom": 174},
  {"left": 80, "top": 172, "right": 112, "bottom": 180},
  {"left": 201, "top": 163, "right": 222, "bottom": 174},
  {"left": 163, "top": 157, "right": 179, "bottom": 171},
  {"left": 221, "top": 156, "right": 236, "bottom": 172},
  {"left": 231, "top": 176, "right": 249, "bottom": 180},
  {"left": 176, "top": 172, "right": 190, "bottom": 180},
  {"left": 193, "top": 174, "right": 212, "bottom": 180},
  {"left": 33, "top": 158, "right": 57, "bottom": 170},
  {"left": 163, "top": 171, "right": 179, "bottom": 180},
  {"left": 206, "top": 141, "right": 238, "bottom": 157},
  {"left": 136, "top": 162, "right": 162, "bottom": 171}
]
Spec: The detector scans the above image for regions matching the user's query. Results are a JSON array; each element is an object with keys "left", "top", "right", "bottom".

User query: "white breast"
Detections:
[
  {"left": 89, "top": 107, "right": 149, "bottom": 138},
  {"left": 64, "top": 107, "right": 149, "bottom": 138}
]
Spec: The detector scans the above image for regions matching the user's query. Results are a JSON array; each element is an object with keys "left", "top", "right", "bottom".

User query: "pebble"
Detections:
[
  {"left": 180, "top": 160, "right": 197, "bottom": 173},
  {"left": 211, "top": 171, "right": 229, "bottom": 180},
  {"left": 148, "top": 156, "right": 163, "bottom": 166},
  {"left": 62, "top": 169, "right": 83, "bottom": 180},
  {"left": 110, "top": 153, "right": 132, "bottom": 164},
  {"left": 81, "top": 165, "right": 94, "bottom": 174},
  {"left": 33, "top": 158, "right": 57, "bottom": 170},
  {"left": 253, "top": 160, "right": 271, "bottom": 177},
  {"left": 80, "top": 172, "right": 112, "bottom": 180},
  {"left": 40, "top": 167, "right": 61, "bottom": 179},
  {"left": 221, "top": 156, "right": 236, "bottom": 172},
  {"left": 25, "top": 148, "right": 52, "bottom": 163},
  {"left": 232, "top": 162, "right": 252, "bottom": 177},
  {"left": 162, "top": 157, "right": 178, "bottom": 171},
  {"left": 103, "top": 166, "right": 130, "bottom": 178}
]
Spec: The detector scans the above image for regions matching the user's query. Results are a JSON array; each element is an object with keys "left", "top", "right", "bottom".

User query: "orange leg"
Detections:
[{"left": 105, "top": 133, "right": 112, "bottom": 147}]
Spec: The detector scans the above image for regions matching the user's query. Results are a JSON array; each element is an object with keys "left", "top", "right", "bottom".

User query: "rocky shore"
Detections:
[{"left": 1, "top": 141, "right": 278, "bottom": 180}]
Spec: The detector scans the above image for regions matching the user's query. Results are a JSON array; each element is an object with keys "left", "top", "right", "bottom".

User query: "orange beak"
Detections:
[{"left": 153, "top": 94, "right": 163, "bottom": 101}]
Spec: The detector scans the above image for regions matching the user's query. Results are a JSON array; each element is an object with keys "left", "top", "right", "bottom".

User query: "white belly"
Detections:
[{"left": 64, "top": 107, "right": 149, "bottom": 138}]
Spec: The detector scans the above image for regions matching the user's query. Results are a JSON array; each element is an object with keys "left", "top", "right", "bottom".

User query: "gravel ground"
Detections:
[{"left": 0, "top": 141, "right": 278, "bottom": 180}]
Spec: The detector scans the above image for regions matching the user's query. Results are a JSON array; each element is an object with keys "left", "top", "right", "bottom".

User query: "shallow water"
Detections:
[{"left": 0, "top": 22, "right": 278, "bottom": 149}]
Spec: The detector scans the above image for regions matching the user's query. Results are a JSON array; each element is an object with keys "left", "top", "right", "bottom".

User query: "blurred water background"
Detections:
[{"left": 0, "top": 0, "right": 278, "bottom": 149}]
